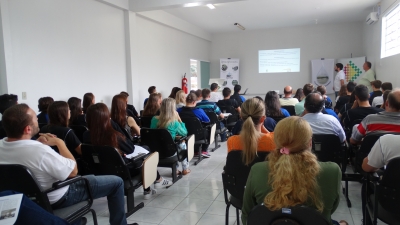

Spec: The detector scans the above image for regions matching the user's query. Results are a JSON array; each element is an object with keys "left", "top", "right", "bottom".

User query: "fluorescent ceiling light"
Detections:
[
  {"left": 184, "top": 3, "right": 201, "bottom": 7},
  {"left": 207, "top": 4, "right": 215, "bottom": 9}
]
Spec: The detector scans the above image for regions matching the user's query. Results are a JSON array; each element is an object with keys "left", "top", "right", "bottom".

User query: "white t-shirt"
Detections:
[
  {"left": 372, "top": 96, "right": 384, "bottom": 107},
  {"left": 334, "top": 70, "right": 346, "bottom": 91},
  {"left": 279, "top": 97, "right": 299, "bottom": 106},
  {"left": 367, "top": 134, "right": 400, "bottom": 169},
  {"left": 0, "top": 138, "right": 76, "bottom": 204},
  {"left": 209, "top": 92, "right": 223, "bottom": 102}
]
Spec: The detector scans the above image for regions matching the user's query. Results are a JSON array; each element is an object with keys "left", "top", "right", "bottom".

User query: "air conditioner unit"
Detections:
[{"left": 366, "top": 12, "right": 378, "bottom": 25}]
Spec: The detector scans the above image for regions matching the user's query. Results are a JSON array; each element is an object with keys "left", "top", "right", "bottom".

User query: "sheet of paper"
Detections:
[
  {"left": 0, "top": 194, "right": 23, "bottom": 225},
  {"left": 126, "top": 145, "right": 149, "bottom": 159},
  {"left": 222, "top": 113, "right": 232, "bottom": 117}
]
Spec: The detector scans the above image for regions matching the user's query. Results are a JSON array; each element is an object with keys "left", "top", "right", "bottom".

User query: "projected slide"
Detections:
[{"left": 259, "top": 48, "right": 300, "bottom": 73}]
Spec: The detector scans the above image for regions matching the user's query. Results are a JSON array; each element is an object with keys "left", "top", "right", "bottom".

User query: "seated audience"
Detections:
[
  {"left": 110, "top": 94, "right": 140, "bottom": 141},
  {"left": 372, "top": 82, "right": 393, "bottom": 107},
  {"left": 293, "top": 88, "right": 305, "bottom": 102},
  {"left": 142, "top": 93, "right": 161, "bottom": 117},
  {"left": 295, "top": 83, "right": 314, "bottom": 115},
  {"left": 209, "top": 83, "right": 223, "bottom": 102},
  {"left": 334, "top": 82, "right": 356, "bottom": 113},
  {"left": 144, "top": 86, "right": 157, "bottom": 108},
  {"left": 84, "top": 103, "right": 171, "bottom": 196},
  {"left": 302, "top": 93, "right": 346, "bottom": 143},
  {"left": 227, "top": 98, "right": 276, "bottom": 164},
  {"left": 265, "top": 91, "right": 290, "bottom": 120},
  {"left": 338, "top": 92, "right": 356, "bottom": 122},
  {"left": 37, "top": 97, "right": 54, "bottom": 124},
  {"left": 369, "top": 80, "right": 382, "bottom": 105},
  {"left": 41, "top": 101, "right": 82, "bottom": 157},
  {"left": 343, "top": 85, "right": 383, "bottom": 130},
  {"left": 380, "top": 90, "right": 391, "bottom": 109},
  {"left": 150, "top": 98, "right": 190, "bottom": 174},
  {"left": 0, "top": 104, "right": 137, "bottom": 225},
  {"left": 68, "top": 97, "right": 86, "bottom": 126},
  {"left": 241, "top": 116, "right": 345, "bottom": 225},
  {"left": 350, "top": 89, "right": 400, "bottom": 145},
  {"left": 0, "top": 94, "right": 18, "bottom": 139},
  {"left": 230, "top": 84, "right": 246, "bottom": 106},
  {"left": 175, "top": 90, "right": 186, "bottom": 109},
  {"left": 279, "top": 86, "right": 299, "bottom": 106},
  {"left": 335, "top": 85, "right": 347, "bottom": 102},
  {"left": 196, "top": 89, "right": 227, "bottom": 144},
  {"left": 82, "top": 92, "right": 95, "bottom": 114},
  {"left": 217, "top": 87, "right": 241, "bottom": 114},
  {"left": 120, "top": 91, "right": 139, "bottom": 118},
  {"left": 168, "top": 87, "right": 181, "bottom": 99},
  {"left": 195, "top": 89, "right": 203, "bottom": 103},
  {"left": 361, "top": 134, "right": 400, "bottom": 225},
  {"left": 178, "top": 93, "right": 210, "bottom": 123},
  {"left": 317, "top": 85, "right": 333, "bottom": 109}
]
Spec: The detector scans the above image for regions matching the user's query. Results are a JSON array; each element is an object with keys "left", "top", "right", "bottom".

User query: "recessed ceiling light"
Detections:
[
  {"left": 184, "top": 3, "right": 201, "bottom": 7},
  {"left": 206, "top": 4, "right": 215, "bottom": 9}
]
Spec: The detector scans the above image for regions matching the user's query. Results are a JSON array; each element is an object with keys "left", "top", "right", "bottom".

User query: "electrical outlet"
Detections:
[{"left": 22, "top": 92, "right": 27, "bottom": 100}]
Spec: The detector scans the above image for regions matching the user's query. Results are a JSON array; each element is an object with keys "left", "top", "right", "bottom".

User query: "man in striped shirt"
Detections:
[{"left": 350, "top": 89, "right": 400, "bottom": 145}]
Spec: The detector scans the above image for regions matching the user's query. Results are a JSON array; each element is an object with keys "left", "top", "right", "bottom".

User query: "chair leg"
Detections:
[
  {"left": 90, "top": 209, "right": 98, "bottom": 225},
  {"left": 212, "top": 134, "right": 221, "bottom": 152},
  {"left": 171, "top": 162, "right": 182, "bottom": 184},
  {"left": 236, "top": 208, "right": 240, "bottom": 225},
  {"left": 195, "top": 145, "right": 204, "bottom": 166},
  {"left": 345, "top": 180, "right": 352, "bottom": 207},
  {"left": 126, "top": 189, "right": 144, "bottom": 217},
  {"left": 225, "top": 203, "right": 231, "bottom": 225}
]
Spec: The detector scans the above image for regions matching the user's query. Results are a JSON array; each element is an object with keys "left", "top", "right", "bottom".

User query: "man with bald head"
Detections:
[
  {"left": 302, "top": 92, "right": 346, "bottom": 142},
  {"left": 351, "top": 89, "right": 400, "bottom": 145},
  {"left": 279, "top": 86, "right": 299, "bottom": 106}
]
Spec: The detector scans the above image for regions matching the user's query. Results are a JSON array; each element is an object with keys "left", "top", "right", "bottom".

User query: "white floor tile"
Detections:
[
  {"left": 159, "top": 210, "right": 203, "bottom": 225},
  {"left": 160, "top": 185, "right": 196, "bottom": 197},
  {"left": 197, "top": 178, "right": 224, "bottom": 190},
  {"left": 127, "top": 207, "right": 172, "bottom": 224},
  {"left": 196, "top": 213, "right": 236, "bottom": 225},
  {"left": 175, "top": 198, "right": 213, "bottom": 213},
  {"left": 205, "top": 200, "right": 239, "bottom": 216},
  {"left": 187, "top": 187, "right": 221, "bottom": 201}
]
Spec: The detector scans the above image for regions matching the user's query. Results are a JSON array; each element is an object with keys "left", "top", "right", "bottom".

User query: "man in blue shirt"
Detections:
[
  {"left": 230, "top": 85, "right": 246, "bottom": 106},
  {"left": 302, "top": 92, "right": 346, "bottom": 143}
]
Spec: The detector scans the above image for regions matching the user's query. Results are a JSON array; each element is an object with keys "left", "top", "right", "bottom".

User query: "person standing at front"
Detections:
[
  {"left": 333, "top": 63, "right": 345, "bottom": 98},
  {"left": 358, "top": 61, "right": 376, "bottom": 92}
]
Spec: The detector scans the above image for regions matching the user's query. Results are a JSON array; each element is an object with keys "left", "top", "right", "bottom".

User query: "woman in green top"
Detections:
[
  {"left": 242, "top": 116, "right": 348, "bottom": 225},
  {"left": 150, "top": 98, "right": 190, "bottom": 175}
]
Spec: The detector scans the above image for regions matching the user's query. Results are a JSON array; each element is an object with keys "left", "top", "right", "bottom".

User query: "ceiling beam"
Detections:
[{"left": 129, "top": 0, "right": 245, "bottom": 12}]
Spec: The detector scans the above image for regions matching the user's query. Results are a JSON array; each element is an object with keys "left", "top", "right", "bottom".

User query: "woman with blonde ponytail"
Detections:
[
  {"left": 241, "top": 117, "right": 346, "bottom": 225},
  {"left": 227, "top": 98, "right": 275, "bottom": 165}
]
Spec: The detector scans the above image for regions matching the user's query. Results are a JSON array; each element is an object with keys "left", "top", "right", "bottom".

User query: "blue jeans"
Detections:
[
  {"left": 219, "top": 122, "right": 227, "bottom": 142},
  {"left": 53, "top": 175, "right": 127, "bottom": 225},
  {"left": 0, "top": 190, "right": 69, "bottom": 225}
]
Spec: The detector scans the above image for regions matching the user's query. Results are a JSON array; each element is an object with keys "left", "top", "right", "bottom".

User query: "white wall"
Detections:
[
  {"left": 2, "top": 0, "right": 127, "bottom": 111},
  {"left": 362, "top": 0, "right": 400, "bottom": 86},
  {"left": 210, "top": 22, "right": 364, "bottom": 95},
  {"left": 133, "top": 15, "right": 211, "bottom": 109}
]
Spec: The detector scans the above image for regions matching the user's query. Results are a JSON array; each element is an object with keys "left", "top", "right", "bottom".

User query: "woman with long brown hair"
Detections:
[
  {"left": 241, "top": 117, "right": 346, "bottom": 225},
  {"left": 110, "top": 94, "right": 140, "bottom": 141},
  {"left": 37, "top": 96, "right": 54, "bottom": 124},
  {"left": 227, "top": 98, "right": 275, "bottom": 165},
  {"left": 68, "top": 97, "right": 86, "bottom": 126},
  {"left": 142, "top": 93, "right": 161, "bottom": 116},
  {"left": 168, "top": 87, "right": 181, "bottom": 99},
  {"left": 40, "top": 101, "right": 82, "bottom": 157},
  {"left": 84, "top": 103, "right": 172, "bottom": 198},
  {"left": 264, "top": 91, "right": 290, "bottom": 118},
  {"left": 82, "top": 92, "right": 95, "bottom": 114}
]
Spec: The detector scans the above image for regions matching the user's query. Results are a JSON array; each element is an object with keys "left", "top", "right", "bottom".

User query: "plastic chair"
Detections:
[
  {"left": 218, "top": 105, "right": 240, "bottom": 132},
  {"left": 247, "top": 204, "right": 330, "bottom": 225},
  {"left": 140, "top": 128, "right": 194, "bottom": 182},
  {"left": 205, "top": 112, "right": 228, "bottom": 152},
  {"left": 80, "top": 144, "right": 147, "bottom": 217},
  {"left": 0, "top": 164, "right": 97, "bottom": 225},
  {"left": 222, "top": 150, "right": 269, "bottom": 225},
  {"left": 140, "top": 116, "right": 153, "bottom": 128},
  {"left": 365, "top": 157, "right": 400, "bottom": 225},
  {"left": 69, "top": 125, "right": 88, "bottom": 143},
  {"left": 281, "top": 105, "right": 296, "bottom": 116}
]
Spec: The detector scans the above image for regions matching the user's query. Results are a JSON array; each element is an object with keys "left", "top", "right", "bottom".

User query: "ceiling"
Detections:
[{"left": 164, "top": 0, "right": 381, "bottom": 33}]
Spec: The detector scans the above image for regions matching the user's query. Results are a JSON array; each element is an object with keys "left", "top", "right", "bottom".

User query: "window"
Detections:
[
  {"left": 190, "top": 59, "right": 199, "bottom": 90},
  {"left": 381, "top": 3, "right": 400, "bottom": 58}
]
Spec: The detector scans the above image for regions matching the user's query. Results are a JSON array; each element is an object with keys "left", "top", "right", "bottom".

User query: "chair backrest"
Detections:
[
  {"left": 205, "top": 112, "right": 221, "bottom": 129},
  {"left": 247, "top": 204, "right": 330, "bottom": 225},
  {"left": 281, "top": 105, "right": 296, "bottom": 116},
  {"left": 0, "top": 164, "right": 52, "bottom": 211},
  {"left": 69, "top": 125, "right": 88, "bottom": 142},
  {"left": 187, "top": 134, "right": 195, "bottom": 162},
  {"left": 312, "top": 134, "right": 344, "bottom": 170},
  {"left": 142, "top": 152, "right": 159, "bottom": 189},
  {"left": 376, "top": 105, "right": 382, "bottom": 108},
  {"left": 80, "top": 144, "right": 132, "bottom": 182},
  {"left": 218, "top": 105, "right": 240, "bottom": 124},
  {"left": 355, "top": 132, "right": 400, "bottom": 174},
  {"left": 140, "top": 116, "right": 153, "bottom": 128},
  {"left": 181, "top": 117, "right": 207, "bottom": 141},
  {"left": 378, "top": 157, "right": 400, "bottom": 214},
  {"left": 269, "top": 116, "right": 285, "bottom": 124},
  {"left": 39, "top": 123, "right": 48, "bottom": 130},
  {"left": 140, "top": 128, "right": 179, "bottom": 159},
  {"left": 223, "top": 150, "right": 269, "bottom": 201}
]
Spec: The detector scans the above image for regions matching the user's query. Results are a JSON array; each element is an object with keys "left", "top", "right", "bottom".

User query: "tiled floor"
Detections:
[{"left": 84, "top": 142, "right": 385, "bottom": 225}]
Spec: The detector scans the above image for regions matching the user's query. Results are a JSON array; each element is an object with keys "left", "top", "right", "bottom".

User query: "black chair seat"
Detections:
[
  {"left": 53, "top": 201, "right": 91, "bottom": 220},
  {"left": 229, "top": 195, "right": 242, "bottom": 209},
  {"left": 369, "top": 195, "right": 400, "bottom": 225},
  {"left": 124, "top": 174, "right": 142, "bottom": 189},
  {"left": 159, "top": 155, "right": 179, "bottom": 165}
]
